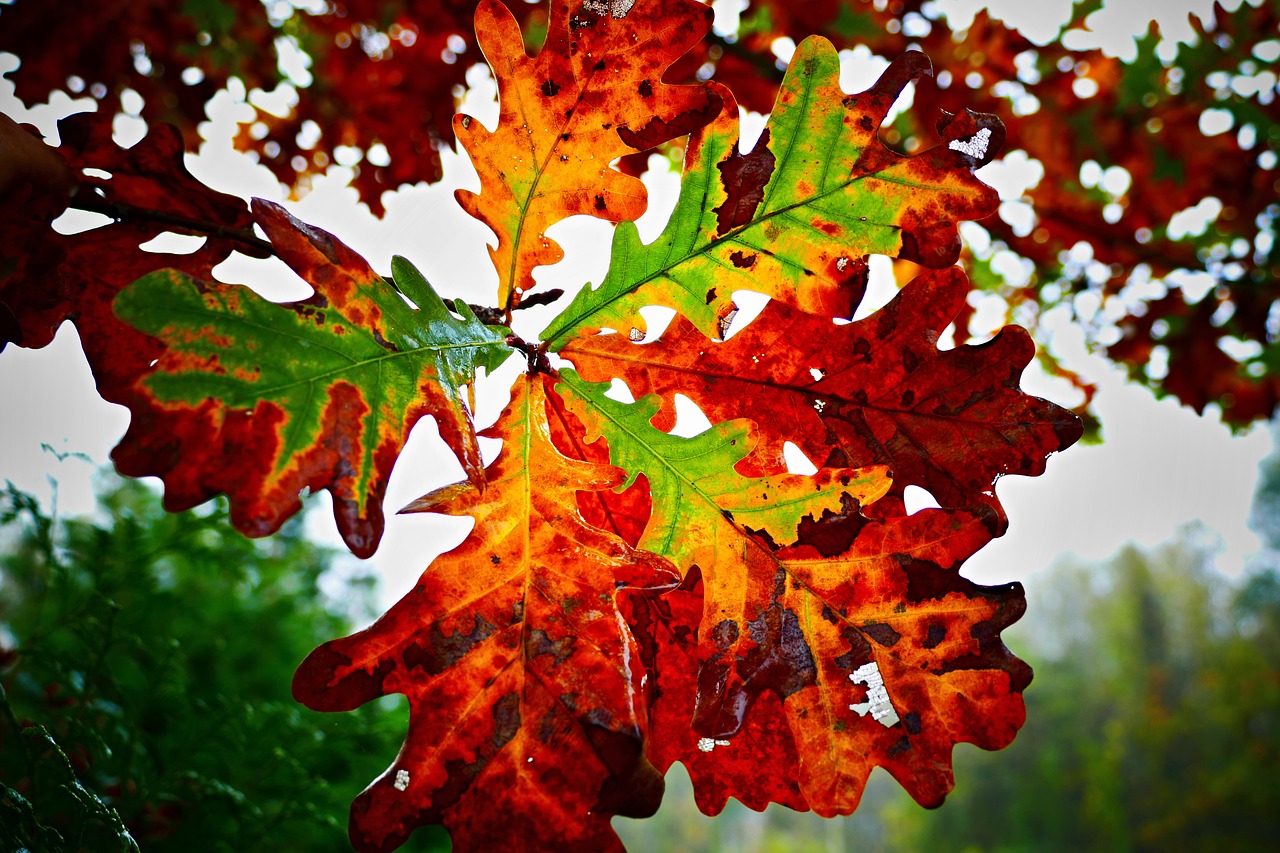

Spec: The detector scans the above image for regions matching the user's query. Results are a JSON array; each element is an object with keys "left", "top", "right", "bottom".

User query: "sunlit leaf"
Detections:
[
  {"left": 293, "top": 374, "right": 677, "bottom": 852},
  {"left": 455, "top": 0, "right": 719, "bottom": 309},
  {"left": 543, "top": 39, "right": 1003, "bottom": 347},
  {"left": 112, "top": 201, "right": 513, "bottom": 557}
]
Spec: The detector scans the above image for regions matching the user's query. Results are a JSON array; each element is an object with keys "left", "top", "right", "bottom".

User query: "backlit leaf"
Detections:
[
  {"left": 542, "top": 38, "right": 1003, "bottom": 347},
  {"left": 112, "top": 201, "right": 513, "bottom": 557},
  {"left": 557, "top": 370, "right": 1028, "bottom": 814},
  {"left": 454, "top": 0, "right": 719, "bottom": 309},
  {"left": 564, "top": 267, "right": 1082, "bottom": 525},
  {"left": 293, "top": 374, "right": 677, "bottom": 852},
  {"left": 0, "top": 113, "right": 265, "bottom": 405},
  {"left": 627, "top": 510, "right": 1029, "bottom": 816}
]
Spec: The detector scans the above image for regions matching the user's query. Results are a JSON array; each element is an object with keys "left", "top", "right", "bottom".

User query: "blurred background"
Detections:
[{"left": 2, "top": 0, "right": 1279, "bottom": 850}]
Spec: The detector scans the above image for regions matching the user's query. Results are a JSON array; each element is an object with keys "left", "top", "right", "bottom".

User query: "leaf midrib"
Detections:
[{"left": 157, "top": 301, "right": 507, "bottom": 402}]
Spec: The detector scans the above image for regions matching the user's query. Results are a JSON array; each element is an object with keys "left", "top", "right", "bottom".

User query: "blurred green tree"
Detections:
[
  {"left": 0, "top": 474, "right": 450, "bottom": 852},
  {"left": 875, "top": 524, "right": 1280, "bottom": 852}
]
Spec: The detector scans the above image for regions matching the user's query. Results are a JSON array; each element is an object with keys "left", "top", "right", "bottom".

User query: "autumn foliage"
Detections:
[{"left": 0, "top": 1, "right": 1090, "bottom": 850}]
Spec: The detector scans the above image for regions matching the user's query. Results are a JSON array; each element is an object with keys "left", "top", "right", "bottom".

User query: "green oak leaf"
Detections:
[
  {"left": 542, "top": 37, "right": 1002, "bottom": 349},
  {"left": 112, "top": 208, "right": 513, "bottom": 558}
]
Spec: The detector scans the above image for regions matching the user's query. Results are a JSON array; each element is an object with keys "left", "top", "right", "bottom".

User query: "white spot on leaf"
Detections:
[
  {"left": 697, "top": 737, "right": 732, "bottom": 752},
  {"left": 948, "top": 127, "right": 992, "bottom": 162},
  {"left": 394, "top": 769, "right": 411, "bottom": 791},
  {"left": 583, "top": 0, "right": 636, "bottom": 17},
  {"left": 849, "top": 661, "right": 900, "bottom": 727}
]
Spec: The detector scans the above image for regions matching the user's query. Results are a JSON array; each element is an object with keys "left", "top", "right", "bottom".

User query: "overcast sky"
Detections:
[{"left": 0, "top": 0, "right": 1272, "bottom": 612}]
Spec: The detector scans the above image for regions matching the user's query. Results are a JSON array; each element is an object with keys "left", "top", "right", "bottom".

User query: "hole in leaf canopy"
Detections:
[
  {"left": 783, "top": 442, "right": 817, "bottom": 475},
  {"left": 51, "top": 208, "right": 112, "bottom": 235},
  {"left": 638, "top": 304, "right": 675, "bottom": 340},
  {"left": 138, "top": 232, "right": 208, "bottom": 255},
  {"left": 604, "top": 378, "right": 635, "bottom": 404},
  {"left": 722, "top": 290, "right": 769, "bottom": 339},
  {"left": 903, "top": 485, "right": 941, "bottom": 515},
  {"left": 670, "top": 394, "right": 713, "bottom": 438}
]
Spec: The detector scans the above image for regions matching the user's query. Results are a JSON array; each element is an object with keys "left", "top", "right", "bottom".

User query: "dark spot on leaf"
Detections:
[
  {"left": 539, "top": 705, "right": 570, "bottom": 743},
  {"left": 861, "top": 622, "right": 901, "bottom": 647},
  {"left": 616, "top": 92, "right": 721, "bottom": 150},
  {"left": 403, "top": 614, "right": 498, "bottom": 675},
  {"left": 743, "top": 524, "right": 780, "bottom": 551},
  {"left": 796, "top": 493, "right": 867, "bottom": 558},
  {"left": 490, "top": 554, "right": 501, "bottom": 565},
  {"left": 491, "top": 692, "right": 521, "bottom": 749},
  {"left": 527, "top": 628, "right": 574, "bottom": 667},
  {"left": 903, "top": 348, "right": 920, "bottom": 373},
  {"left": 729, "top": 250, "right": 757, "bottom": 269},
  {"left": 858, "top": 115, "right": 875, "bottom": 132},
  {"left": 705, "top": 287, "right": 717, "bottom": 304},
  {"left": 713, "top": 129, "right": 776, "bottom": 234},
  {"left": 923, "top": 623, "right": 947, "bottom": 649},
  {"left": 638, "top": 79, "right": 653, "bottom": 98},
  {"left": 594, "top": 59, "right": 606, "bottom": 71},
  {"left": 901, "top": 389, "right": 915, "bottom": 407},
  {"left": 709, "top": 619, "right": 739, "bottom": 648},
  {"left": 887, "top": 735, "right": 911, "bottom": 755},
  {"left": 541, "top": 79, "right": 561, "bottom": 97},
  {"left": 595, "top": 194, "right": 607, "bottom": 211},
  {"left": 903, "top": 711, "right": 922, "bottom": 735}
]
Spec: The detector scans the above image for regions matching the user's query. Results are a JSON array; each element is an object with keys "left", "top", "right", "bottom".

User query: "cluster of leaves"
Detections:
[
  {"left": 2, "top": 0, "right": 1082, "bottom": 850},
  {"left": 3, "top": 0, "right": 1276, "bottom": 427},
  {"left": 0, "top": 475, "right": 444, "bottom": 852}
]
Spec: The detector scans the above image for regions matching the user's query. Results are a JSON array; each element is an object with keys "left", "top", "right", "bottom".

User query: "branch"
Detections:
[{"left": 70, "top": 188, "right": 276, "bottom": 257}]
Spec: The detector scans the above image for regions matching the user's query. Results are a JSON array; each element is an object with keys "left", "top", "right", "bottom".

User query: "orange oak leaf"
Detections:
[
  {"left": 454, "top": 0, "right": 720, "bottom": 309},
  {"left": 563, "top": 267, "right": 1082, "bottom": 526},
  {"left": 629, "top": 504, "right": 1029, "bottom": 816},
  {"left": 293, "top": 374, "right": 678, "bottom": 852},
  {"left": 558, "top": 371, "right": 1027, "bottom": 814}
]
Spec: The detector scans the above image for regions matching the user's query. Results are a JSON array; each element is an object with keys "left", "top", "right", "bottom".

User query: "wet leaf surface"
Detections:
[{"left": 293, "top": 375, "right": 677, "bottom": 852}]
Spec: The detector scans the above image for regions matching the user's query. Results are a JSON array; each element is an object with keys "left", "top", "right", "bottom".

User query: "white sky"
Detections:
[{"left": 0, "top": 0, "right": 1273, "bottom": 613}]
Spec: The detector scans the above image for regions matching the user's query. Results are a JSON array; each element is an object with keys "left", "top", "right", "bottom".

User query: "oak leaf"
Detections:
[
  {"left": 293, "top": 374, "right": 677, "bottom": 852},
  {"left": 454, "top": 0, "right": 720, "bottom": 309},
  {"left": 111, "top": 201, "right": 512, "bottom": 557},
  {"left": 542, "top": 39, "right": 1004, "bottom": 347},
  {"left": 563, "top": 267, "right": 1082, "bottom": 525},
  {"left": 557, "top": 371, "right": 1028, "bottom": 815}
]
